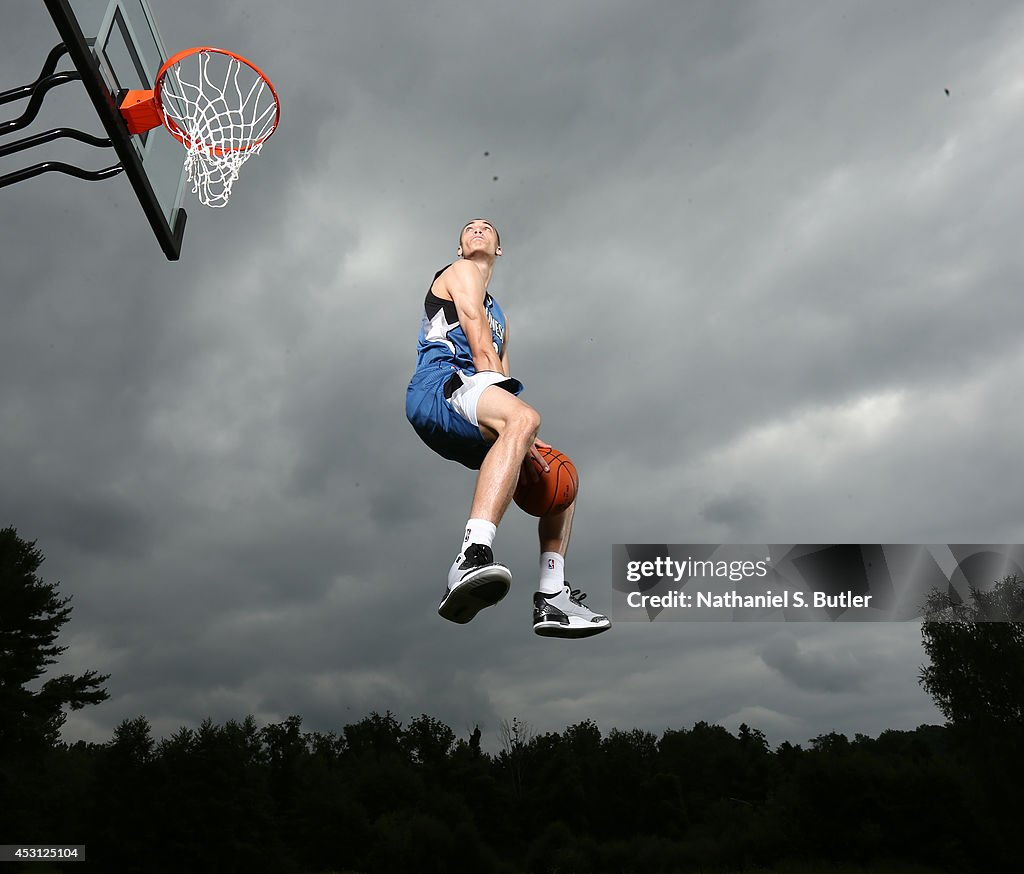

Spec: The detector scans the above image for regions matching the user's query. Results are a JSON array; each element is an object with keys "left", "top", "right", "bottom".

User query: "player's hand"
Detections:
[{"left": 523, "top": 438, "right": 551, "bottom": 482}]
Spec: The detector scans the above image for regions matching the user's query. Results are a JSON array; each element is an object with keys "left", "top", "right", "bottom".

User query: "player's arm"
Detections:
[
  {"left": 500, "top": 318, "right": 511, "bottom": 377},
  {"left": 444, "top": 261, "right": 504, "bottom": 373}
]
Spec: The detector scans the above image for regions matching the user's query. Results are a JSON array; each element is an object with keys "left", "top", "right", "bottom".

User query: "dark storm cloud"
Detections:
[
  {"left": 760, "top": 635, "right": 870, "bottom": 694},
  {"left": 700, "top": 490, "right": 764, "bottom": 533}
]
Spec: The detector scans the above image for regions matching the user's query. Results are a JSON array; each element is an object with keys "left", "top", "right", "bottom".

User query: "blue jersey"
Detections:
[
  {"left": 406, "top": 264, "right": 524, "bottom": 470},
  {"left": 414, "top": 265, "right": 510, "bottom": 374}
]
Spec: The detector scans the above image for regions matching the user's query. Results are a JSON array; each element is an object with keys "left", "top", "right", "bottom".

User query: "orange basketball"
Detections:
[{"left": 513, "top": 446, "right": 579, "bottom": 517}]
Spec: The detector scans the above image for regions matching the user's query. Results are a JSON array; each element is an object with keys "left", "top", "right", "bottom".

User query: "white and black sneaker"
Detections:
[
  {"left": 438, "top": 543, "right": 512, "bottom": 624},
  {"left": 533, "top": 584, "right": 611, "bottom": 638}
]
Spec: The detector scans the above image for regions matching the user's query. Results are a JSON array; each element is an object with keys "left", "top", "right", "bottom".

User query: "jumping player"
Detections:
[{"left": 406, "top": 219, "right": 611, "bottom": 638}]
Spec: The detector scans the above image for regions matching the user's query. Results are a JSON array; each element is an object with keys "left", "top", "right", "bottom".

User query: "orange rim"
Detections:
[{"left": 153, "top": 46, "right": 280, "bottom": 154}]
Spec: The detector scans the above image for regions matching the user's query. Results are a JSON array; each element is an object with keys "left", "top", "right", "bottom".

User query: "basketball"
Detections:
[{"left": 513, "top": 446, "right": 578, "bottom": 517}]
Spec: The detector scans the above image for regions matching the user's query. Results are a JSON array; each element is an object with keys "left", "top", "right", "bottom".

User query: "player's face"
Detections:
[{"left": 459, "top": 220, "right": 500, "bottom": 257}]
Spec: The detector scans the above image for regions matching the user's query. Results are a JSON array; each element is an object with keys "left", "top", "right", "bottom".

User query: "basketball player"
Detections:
[{"left": 406, "top": 219, "right": 610, "bottom": 638}]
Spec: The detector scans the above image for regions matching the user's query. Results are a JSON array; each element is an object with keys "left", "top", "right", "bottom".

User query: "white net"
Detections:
[{"left": 158, "top": 50, "right": 279, "bottom": 208}]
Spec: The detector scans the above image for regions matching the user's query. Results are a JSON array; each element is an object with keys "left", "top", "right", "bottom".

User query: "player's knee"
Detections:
[
  {"left": 515, "top": 405, "right": 541, "bottom": 440},
  {"left": 483, "top": 399, "right": 540, "bottom": 444}
]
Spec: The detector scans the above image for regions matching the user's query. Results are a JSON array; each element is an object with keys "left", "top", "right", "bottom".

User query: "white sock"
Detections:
[
  {"left": 539, "top": 551, "right": 565, "bottom": 595},
  {"left": 462, "top": 518, "right": 496, "bottom": 550}
]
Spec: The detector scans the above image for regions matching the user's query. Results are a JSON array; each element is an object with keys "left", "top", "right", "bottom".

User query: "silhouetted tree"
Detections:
[
  {"left": 0, "top": 526, "right": 108, "bottom": 755},
  {"left": 402, "top": 712, "right": 455, "bottom": 767},
  {"left": 497, "top": 715, "right": 533, "bottom": 796},
  {"left": 919, "top": 574, "right": 1024, "bottom": 871},
  {"left": 919, "top": 574, "right": 1024, "bottom": 732},
  {"left": 109, "top": 715, "right": 155, "bottom": 764}
]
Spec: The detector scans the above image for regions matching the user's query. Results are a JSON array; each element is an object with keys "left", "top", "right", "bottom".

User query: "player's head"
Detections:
[{"left": 458, "top": 219, "right": 501, "bottom": 259}]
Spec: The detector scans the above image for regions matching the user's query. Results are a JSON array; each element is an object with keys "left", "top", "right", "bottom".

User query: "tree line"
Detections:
[
  {"left": 4, "top": 711, "right": 1018, "bottom": 873},
  {"left": 2, "top": 525, "right": 1022, "bottom": 873}
]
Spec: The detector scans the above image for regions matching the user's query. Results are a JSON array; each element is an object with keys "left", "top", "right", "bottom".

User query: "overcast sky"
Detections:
[{"left": 4, "top": 0, "right": 1023, "bottom": 751}]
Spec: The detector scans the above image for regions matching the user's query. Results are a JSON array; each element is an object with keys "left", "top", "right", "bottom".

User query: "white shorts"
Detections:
[{"left": 448, "top": 370, "right": 516, "bottom": 428}]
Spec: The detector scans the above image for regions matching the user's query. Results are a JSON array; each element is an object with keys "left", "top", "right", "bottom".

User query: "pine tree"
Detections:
[{"left": 0, "top": 526, "right": 109, "bottom": 754}]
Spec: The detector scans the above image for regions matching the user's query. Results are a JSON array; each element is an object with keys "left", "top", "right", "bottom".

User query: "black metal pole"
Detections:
[
  {"left": 0, "top": 160, "right": 123, "bottom": 188},
  {"left": 0, "top": 71, "right": 83, "bottom": 136},
  {"left": 0, "top": 44, "right": 70, "bottom": 106},
  {"left": 0, "top": 127, "right": 112, "bottom": 159}
]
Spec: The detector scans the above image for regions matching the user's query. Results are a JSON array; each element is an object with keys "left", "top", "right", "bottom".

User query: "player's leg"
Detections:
[
  {"left": 532, "top": 498, "right": 612, "bottom": 639},
  {"left": 438, "top": 382, "right": 538, "bottom": 623},
  {"left": 472, "top": 385, "right": 541, "bottom": 523},
  {"left": 539, "top": 501, "right": 573, "bottom": 557},
  {"left": 537, "top": 503, "right": 573, "bottom": 606}
]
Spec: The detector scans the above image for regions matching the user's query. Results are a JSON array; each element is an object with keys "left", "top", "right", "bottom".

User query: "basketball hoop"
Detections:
[{"left": 120, "top": 47, "right": 280, "bottom": 208}]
